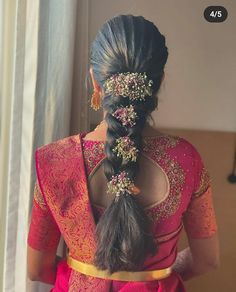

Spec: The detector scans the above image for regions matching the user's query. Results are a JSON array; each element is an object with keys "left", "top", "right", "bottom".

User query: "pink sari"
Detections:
[{"left": 27, "top": 132, "right": 217, "bottom": 291}]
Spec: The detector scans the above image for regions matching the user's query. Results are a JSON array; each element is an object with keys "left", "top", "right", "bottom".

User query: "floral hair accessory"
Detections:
[
  {"left": 112, "top": 105, "right": 138, "bottom": 127},
  {"left": 103, "top": 72, "right": 153, "bottom": 101},
  {"left": 112, "top": 136, "right": 139, "bottom": 162},
  {"left": 107, "top": 171, "right": 141, "bottom": 199}
]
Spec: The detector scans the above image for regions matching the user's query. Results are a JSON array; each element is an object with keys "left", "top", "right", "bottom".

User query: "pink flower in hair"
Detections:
[
  {"left": 103, "top": 72, "right": 153, "bottom": 101},
  {"left": 107, "top": 171, "right": 141, "bottom": 198},
  {"left": 112, "top": 136, "right": 139, "bottom": 162},
  {"left": 112, "top": 105, "right": 137, "bottom": 127}
]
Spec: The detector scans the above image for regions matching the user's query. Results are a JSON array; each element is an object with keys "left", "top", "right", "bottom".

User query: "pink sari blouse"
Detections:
[{"left": 27, "top": 132, "right": 217, "bottom": 291}]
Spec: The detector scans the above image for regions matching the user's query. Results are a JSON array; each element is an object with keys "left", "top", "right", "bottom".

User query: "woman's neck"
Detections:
[{"left": 91, "top": 119, "right": 161, "bottom": 139}]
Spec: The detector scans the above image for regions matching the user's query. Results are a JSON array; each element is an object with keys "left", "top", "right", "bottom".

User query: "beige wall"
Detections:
[
  {"left": 86, "top": 0, "right": 236, "bottom": 132},
  {"left": 162, "top": 128, "right": 236, "bottom": 292}
]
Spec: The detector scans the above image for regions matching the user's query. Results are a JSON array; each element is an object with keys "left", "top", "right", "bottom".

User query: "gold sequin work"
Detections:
[
  {"left": 33, "top": 179, "right": 47, "bottom": 210},
  {"left": 193, "top": 166, "right": 212, "bottom": 198}
]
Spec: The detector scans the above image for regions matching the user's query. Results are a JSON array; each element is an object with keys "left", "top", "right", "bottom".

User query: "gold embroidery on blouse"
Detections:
[
  {"left": 145, "top": 152, "right": 185, "bottom": 222},
  {"left": 82, "top": 142, "right": 105, "bottom": 177},
  {"left": 193, "top": 167, "right": 212, "bottom": 198},
  {"left": 33, "top": 180, "right": 47, "bottom": 210},
  {"left": 142, "top": 134, "right": 181, "bottom": 151},
  {"left": 183, "top": 185, "right": 217, "bottom": 238},
  {"left": 141, "top": 135, "right": 185, "bottom": 222}
]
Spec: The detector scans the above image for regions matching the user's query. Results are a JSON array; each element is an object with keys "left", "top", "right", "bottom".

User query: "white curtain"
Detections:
[{"left": 0, "top": 0, "right": 90, "bottom": 291}]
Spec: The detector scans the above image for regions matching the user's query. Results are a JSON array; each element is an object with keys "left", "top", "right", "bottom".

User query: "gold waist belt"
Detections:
[{"left": 67, "top": 254, "right": 172, "bottom": 281}]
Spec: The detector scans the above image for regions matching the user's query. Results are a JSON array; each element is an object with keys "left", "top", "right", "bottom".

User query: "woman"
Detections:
[{"left": 27, "top": 15, "right": 219, "bottom": 291}]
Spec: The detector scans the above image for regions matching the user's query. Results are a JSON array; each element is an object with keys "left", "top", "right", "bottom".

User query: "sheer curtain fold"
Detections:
[{"left": 0, "top": 0, "right": 83, "bottom": 291}]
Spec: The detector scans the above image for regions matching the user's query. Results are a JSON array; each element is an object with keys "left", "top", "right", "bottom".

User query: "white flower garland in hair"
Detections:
[{"left": 103, "top": 72, "right": 153, "bottom": 101}]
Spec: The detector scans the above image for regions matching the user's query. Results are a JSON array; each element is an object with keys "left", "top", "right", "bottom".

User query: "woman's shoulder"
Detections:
[
  {"left": 157, "top": 131, "right": 200, "bottom": 152},
  {"left": 160, "top": 134, "right": 207, "bottom": 175},
  {"left": 35, "top": 133, "right": 82, "bottom": 159},
  {"left": 144, "top": 132, "right": 203, "bottom": 166},
  {"left": 173, "top": 135, "right": 203, "bottom": 160},
  {"left": 142, "top": 130, "right": 191, "bottom": 149}
]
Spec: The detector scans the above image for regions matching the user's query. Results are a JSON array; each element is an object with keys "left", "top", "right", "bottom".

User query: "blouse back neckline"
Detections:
[{"left": 80, "top": 131, "right": 167, "bottom": 143}]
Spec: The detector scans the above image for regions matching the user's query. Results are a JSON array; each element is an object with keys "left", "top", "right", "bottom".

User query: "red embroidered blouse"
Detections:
[{"left": 27, "top": 132, "right": 217, "bottom": 263}]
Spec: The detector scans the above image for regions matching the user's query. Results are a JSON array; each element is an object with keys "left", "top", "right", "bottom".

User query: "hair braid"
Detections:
[
  {"left": 90, "top": 14, "right": 169, "bottom": 273},
  {"left": 94, "top": 96, "right": 157, "bottom": 273}
]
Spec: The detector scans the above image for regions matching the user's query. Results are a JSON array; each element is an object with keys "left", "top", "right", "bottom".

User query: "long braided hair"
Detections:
[{"left": 90, "top": 15, "right": 168, "bottom": 274}]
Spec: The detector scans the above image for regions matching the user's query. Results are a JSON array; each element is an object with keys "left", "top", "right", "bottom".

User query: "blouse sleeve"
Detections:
[
  {"left": 27, "top": 179, "right": 61, "bottom": 251},
  {"left": 183, "top": 145, "right": 218, "bottom": 238}
]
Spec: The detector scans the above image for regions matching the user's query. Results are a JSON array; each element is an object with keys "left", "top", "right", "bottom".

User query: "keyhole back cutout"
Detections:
[{"left": 87, "top": 153, "right": 170, "bottom": 210}]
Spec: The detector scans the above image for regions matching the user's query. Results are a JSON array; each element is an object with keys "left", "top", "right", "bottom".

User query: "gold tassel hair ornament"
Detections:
[{"left": 91, "top": 90, "right": 101, "bottom": 111}]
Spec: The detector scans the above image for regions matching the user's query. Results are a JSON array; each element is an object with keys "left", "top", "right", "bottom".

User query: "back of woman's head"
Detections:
[{"left": 90, "top": 14, "right": 168, "bottom": 274}]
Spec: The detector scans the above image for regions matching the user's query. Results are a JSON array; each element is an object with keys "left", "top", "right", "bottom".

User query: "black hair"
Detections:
[{"left": 89, "top": 14, "right": 168, "bottom": 273}]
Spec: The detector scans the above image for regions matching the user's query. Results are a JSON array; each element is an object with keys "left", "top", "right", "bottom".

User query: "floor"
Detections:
[{"left": 160, "top": 128, "right": 236, "bottom": 292}]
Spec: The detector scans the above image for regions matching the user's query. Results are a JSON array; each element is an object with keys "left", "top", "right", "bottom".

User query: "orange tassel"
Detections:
[
  {"left": 91, "top": 91, "right": 101, "bottom": 111},
  {"left": 131, "top": 185, "right": 141, "bottom": 195}
]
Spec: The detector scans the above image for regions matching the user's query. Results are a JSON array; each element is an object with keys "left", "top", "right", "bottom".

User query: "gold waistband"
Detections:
[{"left": 67, "top": 254, "right": 172, "bottom": 282}]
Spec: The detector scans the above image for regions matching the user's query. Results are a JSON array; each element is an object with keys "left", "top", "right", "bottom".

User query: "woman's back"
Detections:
[
  {"left": 27, "top": 128, "right": 218, "bottom": 291},
  {"left": 80, "top": 125, "right": 216, "bottom": 256},
  {"left": 83, "top": 125, "right": 171, "bottom": 211},
  {"left": 69, "top": 129, "right": 216, "bottom": 291}
]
